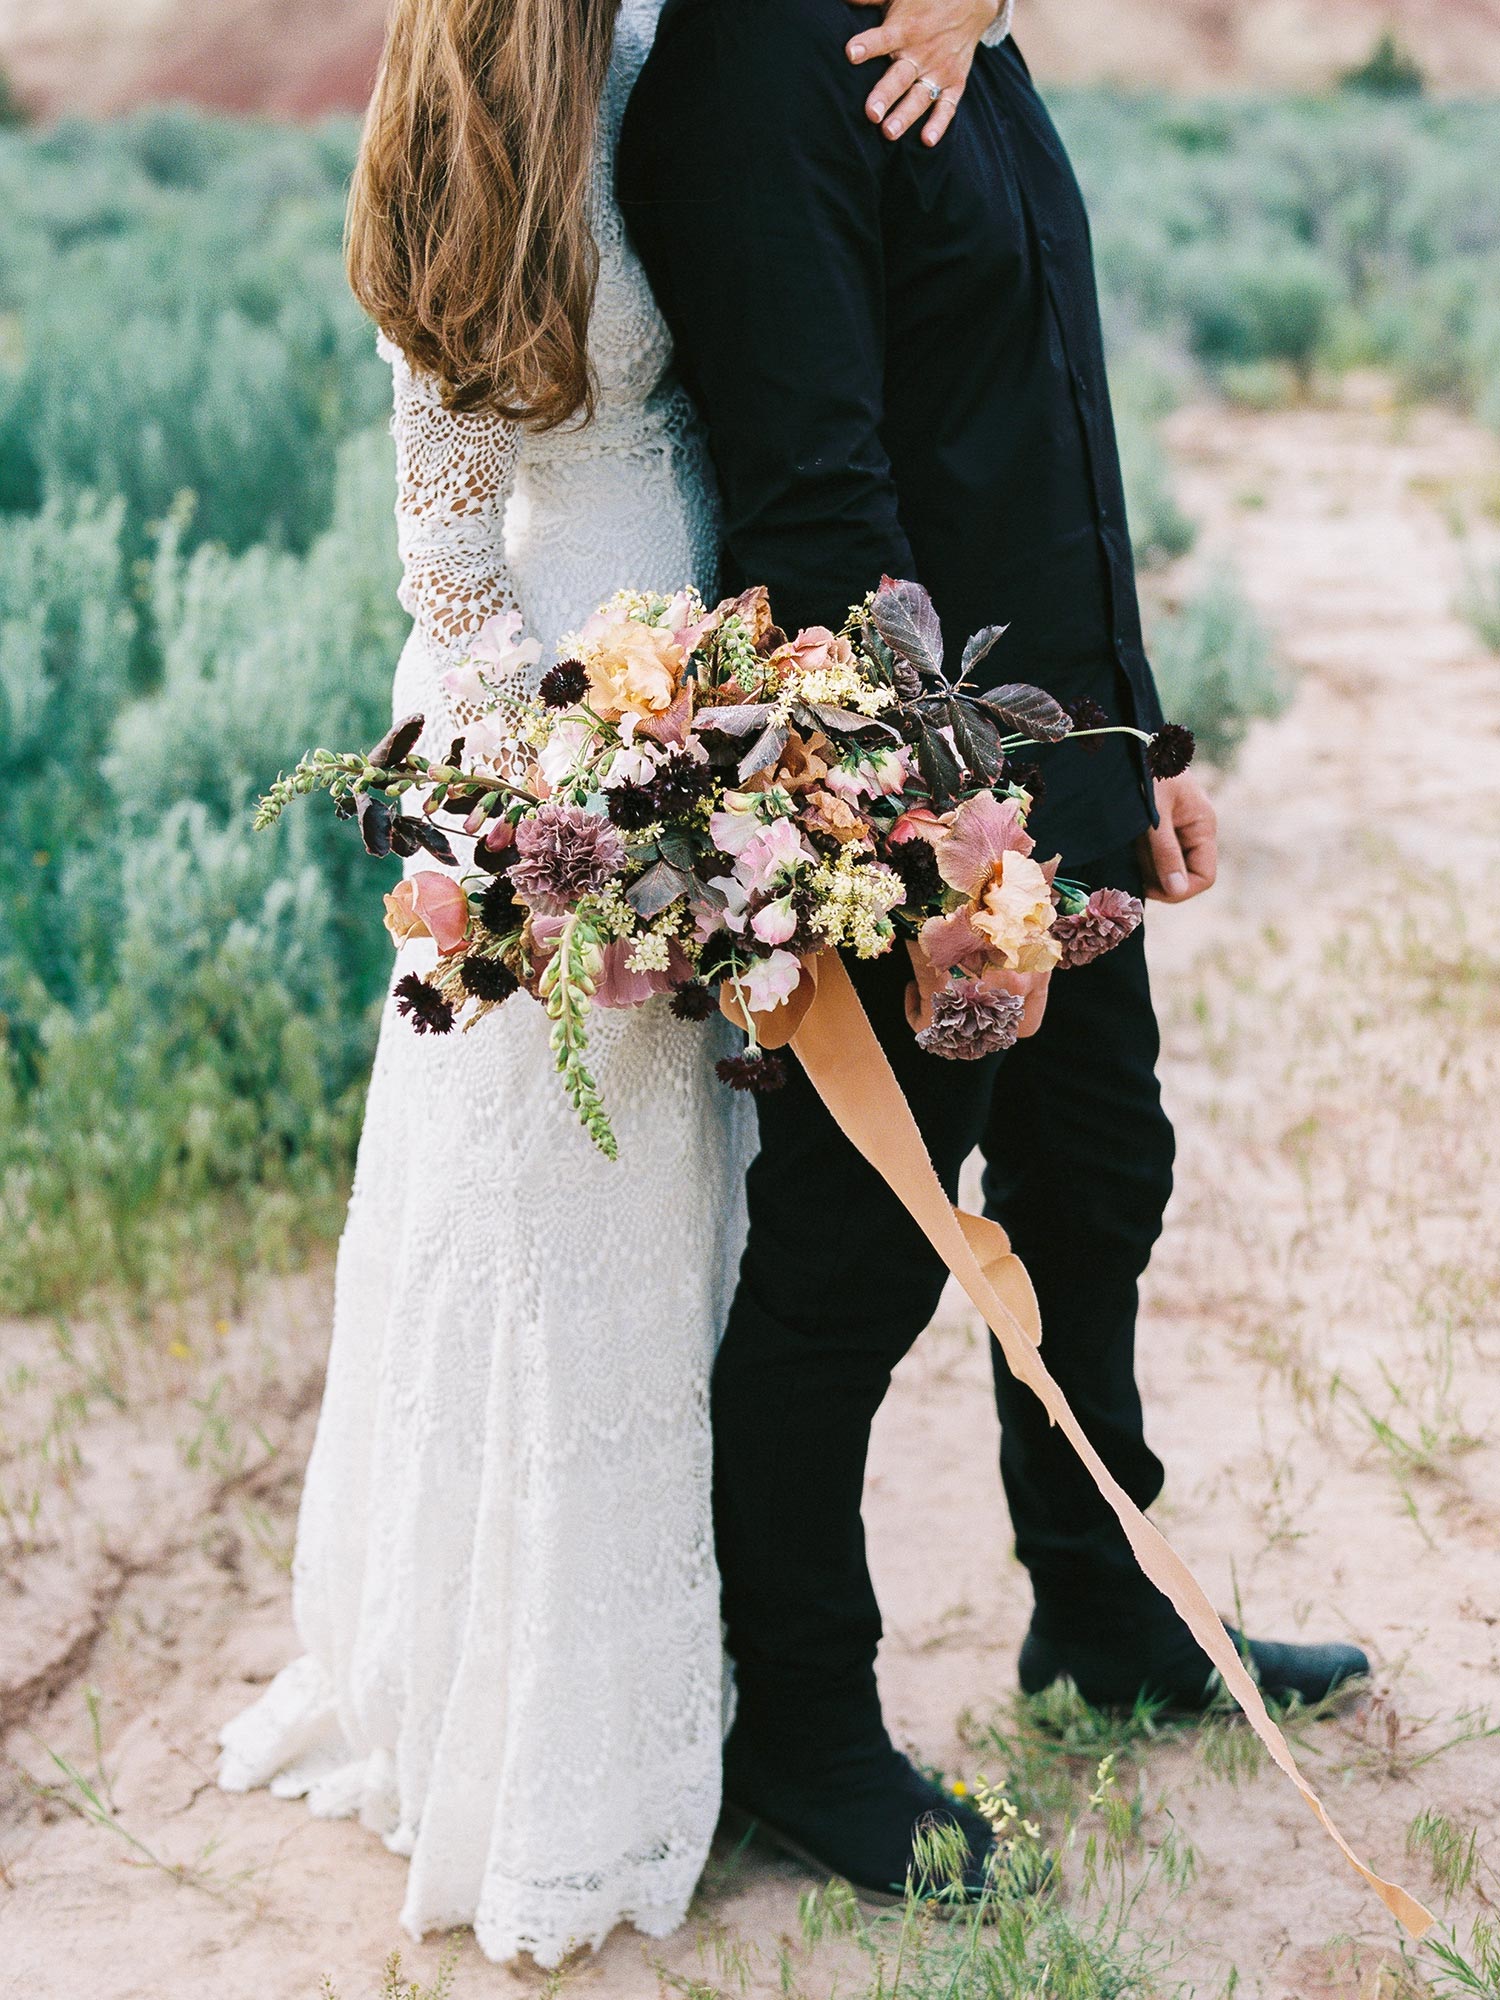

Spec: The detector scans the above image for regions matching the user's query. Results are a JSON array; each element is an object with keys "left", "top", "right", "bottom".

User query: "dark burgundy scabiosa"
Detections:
[
  {"left": 459, "top": 954, "right": 521, "bottom": 1003},
  {"left": 509, "top": 802, "right": 627, "bottom": 913},
  {"left": 650, "top": 753, "right": 715, "bottom": 818},
  {"left": 716, "top": 1051, "right": 789, "bottom": 1094},
  {"left": 1062, "top": 695, "right": 1110, "bottom": 733},
  {"left": 1146, "top": 722, "right": 1196, "bottom": 779},
  {"left": 916, "top": 979, "right": 1024, "bottom": 1060},
  {"left": 1062, "top": 695, "right": 1109, "bottom": 757},
  {"left": 669, "top": 980, "right": 718, "bottom": 1022},
  {"left": 539, "top": 659, "right": 589, "bottom": 709},
  {"left": 394, "top": 972, "right": 456, "bottom": 1036},
  {"left": 1051, "top": 887, "right": 1144, "bottom": 969},
  {"left": 1007, "top": 762, "right": 1046, "bottom": 809},
  {"left": 885, "top": 835, "right": 945, "bottom": 908},
  {"left": 478, "top": 874, "right": 523, "bottom": 938},
  {"left": 606, "top": 780, "right": 661, "bottom": 831}
]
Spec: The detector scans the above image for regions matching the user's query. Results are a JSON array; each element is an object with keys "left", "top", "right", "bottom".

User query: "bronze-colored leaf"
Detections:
[
  {"left": 948, "top": 698, "right": 1003, "bottom": 783},
  {"left": 356, "top": 792, "right": 393, "bottom": 857},
  {"left": 408, "top": 818, "right": 459, "bottom": 866},
  {"left": 368, "top": 714, "right": 424, "bottom": 769},
  {"left": 695, "top": 704, "right": 773, "bottom": 737},
  {"left": 977, "top": 683, "right": 1074, "bottom": 744},
  {"left": 870, "top": 577, "right": 944, "bottom": 679},
  {"left": 657, "top": 826, "right": 699, "bottom": 871},
  {"left": 686, "top": 872, "right": 729, "bottom": 917},
  {"left": 626, "top": 860, "right": 693, "bottom": 919},
  {"left": 802, "top": 703, "right": 901, "bottom": 739},
  {"left": 738, "top": 722, "right": 789, "bottom": 783},
  {"left": 959, "top": 623, "right": 1009, "bottom": 681},
  {"left": 915, "top": 722, "right": 962, "bottom": 802}
]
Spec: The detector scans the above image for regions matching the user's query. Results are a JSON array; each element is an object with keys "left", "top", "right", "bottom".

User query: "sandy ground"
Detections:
[
  {"left": 5, "top": 0, "right": 1500, "bottom": 118},
  {"left": 3, "top": 383, "right": 1500, "bottom": 1996}
]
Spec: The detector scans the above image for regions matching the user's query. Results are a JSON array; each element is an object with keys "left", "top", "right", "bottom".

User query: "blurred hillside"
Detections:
[{"left": 2, "top": 0, "right": 1500, "bottom": 118}]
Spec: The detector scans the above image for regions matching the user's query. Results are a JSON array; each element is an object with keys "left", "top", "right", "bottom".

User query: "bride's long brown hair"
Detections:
[{"left": 347, "top": 0, "right": 618, "bottom": 430}]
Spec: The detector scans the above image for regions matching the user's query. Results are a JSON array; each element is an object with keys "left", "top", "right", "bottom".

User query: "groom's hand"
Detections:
[
  {"left": 846, "top": 0, "right": 1002, "bottom": 147},
  {"left": 1137, "top": 772, "right": 1218, "bottom": 904}
]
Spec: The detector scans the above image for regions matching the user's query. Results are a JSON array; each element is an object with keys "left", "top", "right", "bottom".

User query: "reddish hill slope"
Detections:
[{"left": 2, "top": 0, "right": 1499, "bottom": 118}]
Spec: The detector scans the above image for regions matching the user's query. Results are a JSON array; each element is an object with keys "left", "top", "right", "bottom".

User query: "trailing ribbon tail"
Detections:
[{"left": 782, "top": 949, "right": 1433, "bottom": 1940}]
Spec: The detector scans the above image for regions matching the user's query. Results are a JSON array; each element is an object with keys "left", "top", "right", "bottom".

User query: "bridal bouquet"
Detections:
[{"left": 256, "top": 578, "right": 1194, "bottom": 1156}]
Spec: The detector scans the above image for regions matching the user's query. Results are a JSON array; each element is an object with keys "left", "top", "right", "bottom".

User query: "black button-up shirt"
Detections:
[{"left": 618, "top": 0, "right": 1163, "bottom": 864}]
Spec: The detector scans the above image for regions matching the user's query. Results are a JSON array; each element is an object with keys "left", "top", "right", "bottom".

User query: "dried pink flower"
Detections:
[
  {"left": 1050, "top": 887, "right": 1144, "bottom": 969},
  {"left": 916, "top": 978, "right": 1025, "bottom": 1060},
  {"left": 510, "top": 804, "right": 627, "bottom": 914}
]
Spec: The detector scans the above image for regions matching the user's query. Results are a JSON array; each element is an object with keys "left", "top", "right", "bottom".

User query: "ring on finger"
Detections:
[{"left": 918, "top": 74, "right": 944, "bottom": 102}]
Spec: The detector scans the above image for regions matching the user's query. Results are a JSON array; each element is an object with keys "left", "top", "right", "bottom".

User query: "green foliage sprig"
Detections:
[{"left": 538, "top": 914, "right": 617, "bottom": 1161}]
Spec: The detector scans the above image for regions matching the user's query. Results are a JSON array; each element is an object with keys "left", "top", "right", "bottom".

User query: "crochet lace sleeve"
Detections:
[{"left": 379, "top": 333, "right": 525, "bottom": 686}]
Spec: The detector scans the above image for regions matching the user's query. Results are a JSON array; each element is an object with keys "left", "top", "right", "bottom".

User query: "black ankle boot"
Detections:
[
  {"left": 1019, "top": 1619, "right": 1369, "bottom": 1713},
  {"left": 722, "top": 1723, "right": 994, "bottom": 1903}
]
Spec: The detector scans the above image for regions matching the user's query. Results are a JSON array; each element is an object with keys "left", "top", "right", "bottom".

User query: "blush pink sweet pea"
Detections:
[
  {"left": 750, "top": 896, "right": 798, "bottom": 946},
  {"left": 699, "top": 873, "right": 750, "bottom": 937},
  {"left": 709, "top": 792, "right": 767, "bottom": 856},
  {"left": 734, "top": 817, "right": 809, "bottom": 898},
  {"left": 824, "top": 747, "right": 912, "bottom": 802},
  {"left": 536, "top": 718, "right": 596, "bottom": 788},
  {"left": 469, "top": 608, "right": 543, "bottom": 675},
  {"left": 741, "top": 948, "right": 804, "bottom": 1012},
  {"left": 440, "top": 661, "right": 489, "bottom": 713}
]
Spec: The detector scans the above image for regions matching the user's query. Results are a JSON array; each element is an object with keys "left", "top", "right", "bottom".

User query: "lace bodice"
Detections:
[{"left": 378, "top": 0, "right": 687, "bottom": 690}]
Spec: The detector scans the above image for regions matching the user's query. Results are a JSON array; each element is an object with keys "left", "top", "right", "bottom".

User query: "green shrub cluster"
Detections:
[
  {"left": 1056, "top": 89, "right": 1500, "bottom": 427},
  {"left": 1146, "top": 563, "right": 1287, "bottom": 765},
  {"left": 0, "top": 114, "right": 404, "bottom": 1311}
]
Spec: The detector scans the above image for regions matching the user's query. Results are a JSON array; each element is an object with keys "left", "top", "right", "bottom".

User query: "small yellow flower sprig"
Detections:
[
  {"left": 806, "top": 848, "right": 906, "bottom": 957},
  {"left": 969, "top": 1777, "right": 1044, "bottom": 1850}
]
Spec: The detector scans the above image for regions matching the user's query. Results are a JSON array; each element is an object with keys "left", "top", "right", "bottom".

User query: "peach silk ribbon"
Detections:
[{"left": 728, "top": 949, "right": 1433, "bottom": 1938}]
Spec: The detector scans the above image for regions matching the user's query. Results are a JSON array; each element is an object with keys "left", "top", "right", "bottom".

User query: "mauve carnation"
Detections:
[
  {"left": 1051, "top": 887, "right": 1144, "bottom": 969},
  {"left": 509, "top": 803, "right": 626, "bottom": 913},
  {"left": 916, "top": 978, "right": 1025, "bottom": 1060}
]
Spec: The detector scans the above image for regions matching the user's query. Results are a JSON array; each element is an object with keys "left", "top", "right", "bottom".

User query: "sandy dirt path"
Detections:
[{"left": 3, "top": 386, "right": 1499, "bottom": 1997}]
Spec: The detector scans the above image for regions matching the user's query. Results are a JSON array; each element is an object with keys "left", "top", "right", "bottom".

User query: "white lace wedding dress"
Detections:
[{"left": 216, "top": 0, "right": 755, "bottom": 1965}]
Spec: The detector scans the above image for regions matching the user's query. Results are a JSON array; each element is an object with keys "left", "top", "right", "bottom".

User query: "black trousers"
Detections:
[{"left": 713, "top": 845, "right": 1178, "bottom": 1760}]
